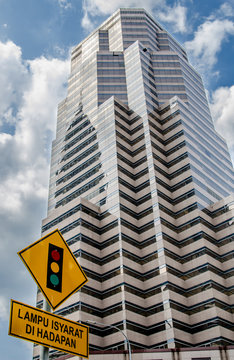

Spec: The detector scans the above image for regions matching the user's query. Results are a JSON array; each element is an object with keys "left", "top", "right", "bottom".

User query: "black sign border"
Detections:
[{"left": 18, "top": 229, "right": 88, "bottom": 310}]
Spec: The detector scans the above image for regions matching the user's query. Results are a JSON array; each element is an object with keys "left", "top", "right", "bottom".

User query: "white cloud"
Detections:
[
  {"left": 0, "top": 40, "right": 69, "bottom": 324},
  {"left": 0, "top": 41, "right": 29, "bottom": 126},
  {"left": 82, "top": 6, "right": 95, "bottom": 31},
  {"left": 219, "top": 2, "right": 234, "bottom": 17},
  {"left": 210, "top": 86, "right": 234, "bottom": 164},
  {"left": 83, "top": 0, "right": 158, "bottom": 16},
  {"left": 185, "top": 18, "right": 234, "bottom": 73},
  {"left": 0, "top": 296, "right": 8, "bottom": 321},
  {"left": 157, "top": 3, "right": 187, "bottom": 33},
  {"left": 57, "top": 0, "right": 72, "bottom": 9},
  {"left": 0, "top": 53, "right": 69, "bottom": 215},
  {"left": 82, "top": 0, "right": 188, "bottom": 34},
  {"left": 209, "top": 1, "right": 234, "bottom": 19}
]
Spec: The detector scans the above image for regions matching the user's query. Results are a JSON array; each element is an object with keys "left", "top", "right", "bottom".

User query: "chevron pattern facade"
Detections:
[{"left": 34, "top": 8, "right": 234, "bottom": 359}]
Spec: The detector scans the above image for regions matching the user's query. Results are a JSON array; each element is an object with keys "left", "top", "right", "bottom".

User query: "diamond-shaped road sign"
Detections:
[{"left": 18, "top": 229, "right": 88, "bottom": 310}]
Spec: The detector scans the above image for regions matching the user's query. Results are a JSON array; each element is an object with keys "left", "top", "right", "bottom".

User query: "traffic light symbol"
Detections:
[{"left": 47, "top": 243, "right": 64, "bottom": 292}]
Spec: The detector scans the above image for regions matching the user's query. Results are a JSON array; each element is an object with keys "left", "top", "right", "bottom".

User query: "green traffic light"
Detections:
[{"left": 50, "top": 274, "right": 59, "bottom": 286}]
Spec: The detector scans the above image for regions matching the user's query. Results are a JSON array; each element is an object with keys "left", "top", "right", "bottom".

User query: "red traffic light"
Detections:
[{"left": 51, "top": 249, "right": 60, "bottom": 261}]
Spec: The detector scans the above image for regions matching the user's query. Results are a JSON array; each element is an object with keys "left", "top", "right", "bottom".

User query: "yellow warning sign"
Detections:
[
  {"left": 9, "top": 300, "right": 89, "bottom": 358},
  {"left": 18, "top": 229, "right": 88, "bottom": 309}
]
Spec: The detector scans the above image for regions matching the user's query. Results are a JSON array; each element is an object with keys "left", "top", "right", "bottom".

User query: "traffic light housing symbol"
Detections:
[{"left": 47, "top": 243, "right": 64, "bottom": 292}]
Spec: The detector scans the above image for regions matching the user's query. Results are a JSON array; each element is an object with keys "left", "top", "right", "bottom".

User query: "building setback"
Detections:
[{"left": 34, "top": 8, "right": 234, "bottom": 360}]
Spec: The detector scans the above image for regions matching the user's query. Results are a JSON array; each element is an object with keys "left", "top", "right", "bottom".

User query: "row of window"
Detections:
[
  {"left": 98, "top": 84, "right": 127, "bottom": 91},
  {"left": 61, "top": 217, "right": 118, "bottom": 236},
  {"left": 61, "top": 134, "right": 97, "bottom": 163},
  {"left": 117, "top": 140, "right": 146, "bottom": 157},
  {"left": 98, "top": 76, "right": 127, "bottom": 83},
  {"left": 114, "top": 116, "right": 142, "bottom": 143},
  {"left": 152, "top": 61, "right": 181, "bottom": 68},
  {"left": 153, "top": 150, "right": 188, "bottom": 169},
  {"left": 190, "top": 163, "right": 231, "bottom": 198},
  {"left": 42, "top": 200, "right": 233, "bottom": 253},
  {"left": 81, "top": 257, "right": 234, "bottom": 284},
  {"left": 89, "top": 317, "right": 166, "bottom": 337},
  {"left": 156, "top": 84, "right": 186, "bottom": 91},
  {"left": 55, "top": 164, "right": 101, "bottom": 198},
  {"left": 163, "top": 228, "right": 233, "bottom": 249},
  {"left": 158, "top": 93, "right": 187, "bottom": 100},
  {"left": 56, "top": 174, "right": 104, "bottom": 208},
  {"left": 115, "top": 117, "right": 143, "bottom": 135},
  {"left": 42, "top": 204, "right": 104, "bottom": 233},
  {"left": 117, "top": 153, "right": 147, "bottom": 169},
  {"left": 151, "top": 136, "right": 185, "bottom": 157},
  {"left": 97, "top": 61, "right": 125, "bottom": 68},
  {"left": 76, "top": 247, "right": 158, "bottom": 266},
  {"left": 115, "top": 121, "right": 142, "bottom": 139},
  {"left": 54, "top": 248, "right": 234, "bottom": 282},
  {"left": 152, "top": 54, "right": 179, "bottom": 61},
  {"left": 97, "top": 68, "right": 126, "bottom": 75},
  {"left": 187, "top": 97, "right": 212, "bottom": 126},
  {"left": 119, "top": 177, "right": 149, "bottom": 193},
  {"left": 70, "top": 278, "right": 233, "bottom": 304},
  {"left": 155, "top": 76, "right": 184, "bottom": 83},
  {"left": 160, "top": 213, "right": 232, "bottom": 236},
  {"left": 62, "top": 126, "right": 95, "bottom": 153},
  {"left": 65, "top": 118, "right": 89, "bottom": 141},
  {"left": 159, "top": 202, "right": 197, "bottom": 220},
  {"left": 184, "top": 80, "right": 209, "bottom": 109},
  {"left": 121, "top": 189, "right": 151, "bottom": 207},
  {"left": 144, "top": 83, "right": 159, "bottom": 105},
  {"left": 157, "top": 173, "right": 221, "bottom": 210},
  {"left": 98, "top": 93, "right": 128, "bottom": 106},
  {"left": 120, "top": 175, "right": 191, "bottom": 207},
  {"left": 118, "top": 164, "right": 148, "bottom": 181},
  {"left": 180, "top": 110, "right": 232, "bottom": 165},
  {"left": 59, "top": 143, "right": 98, "bottom": 173},
  {"left": 166, "top": 246, "right": 233, "bottom": 264},
  {"left": 173, "top": 317, "right": 233, "bottom": 334},
  {"left": 202, "top": 204, "right": 232, "bottom": 219},
  {"left": 186, "top": 92, "right": 211, "bottom": 119},
  {"left": 97, "top": 54, "right": 125, "bottom": 60},
  {"left": 56, "top": 152, "right": 100, "bottom": 185},
  {"left": 155, "top": 69, "right": 182, "bottom": 75},
  {"left": 187, "top": 139, "right": 234, "bottom": 184},
  {"left": 76, "top": 240, "right": 233, "bottom": 267},
  {"left": 66, "top": 112, "right": 85, "bottom": 131},
  {"left": 169, "top": 262, "right": 233, "bottom": 280},
  {"left": 154, "top": 162, "right": 190, "bottom": 181},
  {"left": 176, "top": 102, "right": 225, "bottom": 147}
]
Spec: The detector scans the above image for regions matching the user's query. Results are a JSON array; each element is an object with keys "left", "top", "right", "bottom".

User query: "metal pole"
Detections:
[
  {"left": 40, "top": 299, "right": 51, "bottom": 360},
  {"left": 84, "top": 320, "right": 132, "bottom": 360}
]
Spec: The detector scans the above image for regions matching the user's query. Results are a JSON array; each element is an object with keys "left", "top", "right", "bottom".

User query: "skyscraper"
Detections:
[{"left": 35, "top": 8, "right": 234, "bottom": 359}]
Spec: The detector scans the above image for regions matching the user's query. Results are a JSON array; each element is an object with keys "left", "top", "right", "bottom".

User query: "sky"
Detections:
[{"left": 0, "top": 0, "right": 234, "bottom": 359}]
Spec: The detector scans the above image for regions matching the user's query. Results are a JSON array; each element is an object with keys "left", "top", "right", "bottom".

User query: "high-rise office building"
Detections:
[{"left": 35, "top": 8, "right": 234, "bottom": 359}]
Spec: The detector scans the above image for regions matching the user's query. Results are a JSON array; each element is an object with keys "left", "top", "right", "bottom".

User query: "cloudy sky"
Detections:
[{"left": 0, "top": 0, "right": 234, "bottom": 359}]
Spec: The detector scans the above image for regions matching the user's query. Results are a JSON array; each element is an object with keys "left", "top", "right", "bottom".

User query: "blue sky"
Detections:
[{"left": 0, "top": 1, "right": 234, "bottom": 359}]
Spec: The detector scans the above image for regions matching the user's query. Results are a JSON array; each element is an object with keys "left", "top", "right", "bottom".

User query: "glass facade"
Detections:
[{"left": 34, "top": 8, "right": 234, "bottom": 359}]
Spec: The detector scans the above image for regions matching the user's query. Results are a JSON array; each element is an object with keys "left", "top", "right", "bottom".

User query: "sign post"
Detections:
[
  {"left": 9, "top": 229, "right": 89, "bottom": 359},
  {"left": 40, "top": 300, "right": 51, "bottom": 360}
]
